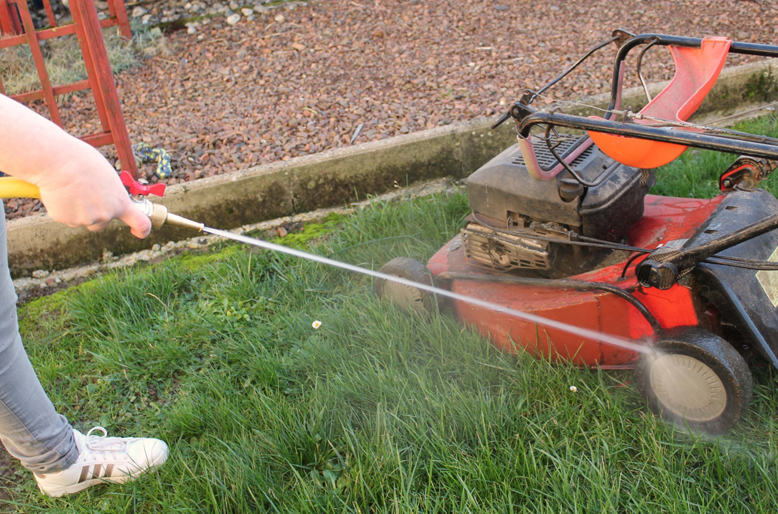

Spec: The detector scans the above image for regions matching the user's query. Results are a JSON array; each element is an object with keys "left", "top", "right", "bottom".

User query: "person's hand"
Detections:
[
  {"left": 34, "top": 142, "right": 151, "bottom": 239},
  {"left": 0, "top": 94, "right": 151, "bottom": 238}
]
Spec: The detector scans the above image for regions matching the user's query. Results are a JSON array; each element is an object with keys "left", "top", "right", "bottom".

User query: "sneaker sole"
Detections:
[
  {"left": 38, "top": 453, "right": 168, "bottom": 497},
  {"left": 38, "top": 473, "right": 134, "bottom": 498}
]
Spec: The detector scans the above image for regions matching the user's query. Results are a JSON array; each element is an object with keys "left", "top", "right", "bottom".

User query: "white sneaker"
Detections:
[{"left": 34, "top": 427, "right": 169, "bottom": 497}]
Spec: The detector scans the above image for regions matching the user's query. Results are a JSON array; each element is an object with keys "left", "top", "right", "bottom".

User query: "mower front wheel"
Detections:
[
  {"left": 375, "top": 257, "right": 435, "bottom": 315},
  {"left": 636, "top": 327, "right": 752, "bottom": 434}
]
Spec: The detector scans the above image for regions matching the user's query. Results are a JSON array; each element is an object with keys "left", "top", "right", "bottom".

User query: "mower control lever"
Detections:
[
  {"left": 492, "top": 102, "right": 537, "bottom": 130},
  {"left": 491, "top": 111, "right": 511, "bottom": 130},
  {"left": 637, "top": 213, "right": 778, "bottom": 289},
  {"left": 719, "top": 156, "right": 778, "bottom": 191}
]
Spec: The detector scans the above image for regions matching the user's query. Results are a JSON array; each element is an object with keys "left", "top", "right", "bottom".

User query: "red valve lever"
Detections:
[{"left": 120, "top": 171, "right": 166, "bottom": 197}]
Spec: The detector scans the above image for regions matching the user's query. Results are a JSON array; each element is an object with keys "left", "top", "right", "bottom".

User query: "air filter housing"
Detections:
[
  {"left": 463, "top": 135, "right": 653, "bottom": 275},
  {"left": 467, "top": 135, "right": 652, "bottom": 241}
]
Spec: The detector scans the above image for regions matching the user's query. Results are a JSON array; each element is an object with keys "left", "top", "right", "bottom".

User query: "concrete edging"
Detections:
[{"left": 7, "top": 58, "right": 778, "bottom": 277}]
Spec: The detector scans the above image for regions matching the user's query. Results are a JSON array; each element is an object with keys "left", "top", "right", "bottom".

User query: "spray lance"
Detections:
[{"left": 0, "top": 172, "right": 652, "bottom": 356}]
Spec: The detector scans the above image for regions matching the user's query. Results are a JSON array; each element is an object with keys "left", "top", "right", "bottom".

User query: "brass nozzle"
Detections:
[
  {"left": 133, "top": 198, "right": 204, "bottom": 231},
  {"left": 149, "top": 203, "right": 204, "bottom": 231},
  {"left": 164, "top": 211, "right": 205, "bottom": 231}
]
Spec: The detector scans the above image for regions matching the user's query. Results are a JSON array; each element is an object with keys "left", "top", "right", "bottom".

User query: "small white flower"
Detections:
[
  {"left": 569, "top": 386, "right": 578, "bottom": 393},
  {"left": 312, "top": 320, "right": 322, "bottom": 330}
]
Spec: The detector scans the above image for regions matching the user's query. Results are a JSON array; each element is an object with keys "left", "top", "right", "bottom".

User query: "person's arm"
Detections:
[{"left": 0, "top": 94, "right": 150, "bottom": 238}]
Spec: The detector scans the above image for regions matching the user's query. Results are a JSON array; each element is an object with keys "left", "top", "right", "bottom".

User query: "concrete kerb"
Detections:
[{"left": 7, "top": 58, "right": 778, "bottom": 278}]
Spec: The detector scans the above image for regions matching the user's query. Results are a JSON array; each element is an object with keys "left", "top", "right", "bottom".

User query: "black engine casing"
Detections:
[{"left": 466, "top": 136, "right": 653, "bottom": 242}]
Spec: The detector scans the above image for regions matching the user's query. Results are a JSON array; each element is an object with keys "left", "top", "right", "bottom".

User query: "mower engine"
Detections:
[{"left": 464, "top": 133, "right": 653, "bottom": 277}]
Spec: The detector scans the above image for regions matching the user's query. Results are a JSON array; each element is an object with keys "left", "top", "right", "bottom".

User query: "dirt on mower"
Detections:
[{"left": 5, "top": 0, "right": 778, "bottom": 221}]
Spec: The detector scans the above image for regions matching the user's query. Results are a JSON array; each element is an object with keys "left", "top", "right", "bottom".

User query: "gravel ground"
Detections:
[{"left": 5, "top": 0, "right": 778, "bottom": 220}]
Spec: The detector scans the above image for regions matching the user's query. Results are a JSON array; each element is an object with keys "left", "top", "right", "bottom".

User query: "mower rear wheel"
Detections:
[
  {"left": 636, "top": 327, "right": 752, "bottom": 434},
  {"left": 375, "top": 257, "right": 434, "bottom": 315}
]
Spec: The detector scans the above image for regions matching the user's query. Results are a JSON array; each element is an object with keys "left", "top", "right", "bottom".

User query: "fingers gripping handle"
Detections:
[{"left": 0, "top": 175, "right": 203, "bottom": 231}]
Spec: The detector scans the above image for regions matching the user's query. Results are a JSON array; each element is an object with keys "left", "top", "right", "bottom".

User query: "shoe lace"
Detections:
[{"left": 85, "top": 426, "right": 129, "bottom": 456}]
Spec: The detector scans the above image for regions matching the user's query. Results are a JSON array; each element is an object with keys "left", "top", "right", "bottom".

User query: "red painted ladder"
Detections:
[{"left": 0, "top": 0, "right": 138, "bottom": 177}]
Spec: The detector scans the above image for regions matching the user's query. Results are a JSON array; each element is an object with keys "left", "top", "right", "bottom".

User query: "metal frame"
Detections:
[{"left": 0, "top": 0, "right": 138, "bottom": 177}]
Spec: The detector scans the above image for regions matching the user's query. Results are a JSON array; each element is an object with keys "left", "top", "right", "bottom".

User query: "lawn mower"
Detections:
[{"left": 375, "top": 31, "right": 778, "bottom": 433}]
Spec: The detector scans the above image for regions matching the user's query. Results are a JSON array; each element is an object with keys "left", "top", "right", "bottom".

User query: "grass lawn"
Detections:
[{"left": 6, "top": 114, "right": 778, "bottom": 512}]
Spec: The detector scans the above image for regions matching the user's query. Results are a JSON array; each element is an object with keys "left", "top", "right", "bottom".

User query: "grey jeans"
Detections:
[{"left": 0, "top": 205, "right": 78, "bottom": 474}]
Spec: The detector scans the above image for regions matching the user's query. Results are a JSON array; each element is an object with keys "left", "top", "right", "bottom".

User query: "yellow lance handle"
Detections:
[
  {"left": 0, "top": 177, "right": 41, "bottom": 199},
  {"left": 0, "top": 175, "right": 204, "bottom": 231}
]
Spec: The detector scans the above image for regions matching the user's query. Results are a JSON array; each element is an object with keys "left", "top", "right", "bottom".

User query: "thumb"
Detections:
[{"left": 119, "top": 202, "right": 152, "bottom": 239}]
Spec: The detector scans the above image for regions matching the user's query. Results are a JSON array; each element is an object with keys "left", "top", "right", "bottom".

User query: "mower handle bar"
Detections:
[
  {"left": 508, "top": 32, "right": 778, "bottom": 181},
  {"left": 604, "top": 33, "right": 778, "bottom": 118},
  {"left": 516, "top": 110, "right": 778, "bottom": 162}
]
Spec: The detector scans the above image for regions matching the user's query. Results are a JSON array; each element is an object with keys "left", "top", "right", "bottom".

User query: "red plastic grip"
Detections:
[{"left": 119, "top": 170, "right": 166, "bottom": 197}]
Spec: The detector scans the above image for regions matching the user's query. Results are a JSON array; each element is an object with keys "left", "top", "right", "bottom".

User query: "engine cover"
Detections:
[
  {"left": 464, "top": 134, "right": 653, "bottom": 274},
  {"left": 466, "top": 135, "right": 652, "bottom": 241}
]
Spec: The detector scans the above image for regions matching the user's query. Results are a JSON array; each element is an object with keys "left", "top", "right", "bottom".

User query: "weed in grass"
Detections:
[
  {"left": 271, "top": 213, "right": 347, "bottom": 249},
  {"left": 179, "top": 244, "right": 242, "bottom": 271}
]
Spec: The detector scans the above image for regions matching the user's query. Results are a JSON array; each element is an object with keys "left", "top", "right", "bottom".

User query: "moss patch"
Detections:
[
  {"left": 179, "top": 244, "right": 241, "bottom": 271},
  {"left": 17, "top": 289, "right": 70, "bottom": 335},
  {"left": 271, "top": 213, "right": 345, "bottom": 249}
]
